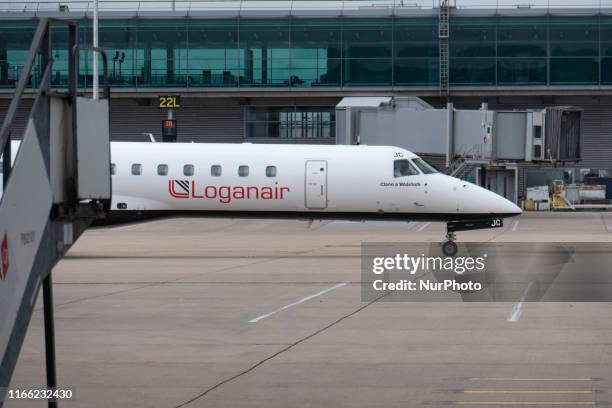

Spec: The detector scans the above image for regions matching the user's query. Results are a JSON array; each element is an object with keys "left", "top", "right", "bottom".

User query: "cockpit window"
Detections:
[
  {"left": 412, "top": 158, "right": 438, "bottom": 174},
  {"left": 394, "top": 159, "right": 419, "bottom": 177}
]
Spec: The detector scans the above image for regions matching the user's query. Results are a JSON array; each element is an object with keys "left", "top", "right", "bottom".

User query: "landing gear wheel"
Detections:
[{"left": 442, "top": 240, "right": 458, "bottom": 257}]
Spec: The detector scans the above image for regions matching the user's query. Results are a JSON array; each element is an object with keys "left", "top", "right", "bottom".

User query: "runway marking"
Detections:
[
  {"left": 468, "top": 378, "right": 595, "bottom": 382},
  {"left": 417, "top": 222, "right": 431, "bottom": 232},
  {"left": 248, "top": 282, "right": 347, "bottom": 323},
  {"left": 406, "top": 221, "right": 418, "bottom": 230},
  {"left": 506, "top": 282, "right": 534, "bottom": 322},
  {"left": 455, "top": 402, "right": 595, "bottom": 405},
  {"left": 511, "top": 220, "right": 520, "bottom": 232},
  {"left": 463, "top": 390, "right": 594, "bottom": 394}
]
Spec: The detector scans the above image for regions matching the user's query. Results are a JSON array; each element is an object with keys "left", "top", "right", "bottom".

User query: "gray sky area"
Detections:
[{"left": 2, "top": 0, "right": 608, "bottom": 12}]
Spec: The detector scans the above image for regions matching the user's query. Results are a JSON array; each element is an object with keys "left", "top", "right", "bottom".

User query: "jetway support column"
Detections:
[{"left": 445, "top": 102, "right": 454, "bottom": 168}]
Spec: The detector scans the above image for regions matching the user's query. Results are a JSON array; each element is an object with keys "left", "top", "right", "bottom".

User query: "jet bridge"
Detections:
[
  {"left": 336, "top": 96, "right": 583, "bottom": 203},
  {"left": 0, "top": 19, "right": 111, "bottom": 407}
]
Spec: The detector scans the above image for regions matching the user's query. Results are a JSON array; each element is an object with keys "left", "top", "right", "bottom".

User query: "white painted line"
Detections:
[
  {"left": 507, "top": 282, "right": 534, "bottom": 322},
  {"left": 511, "top": 220, "right": 520, "bottom": 232},
  {"left": 469, "top": 378, "right": 595, "bottom": 382},
  {"left": 417, "top": 222, "right": 431, "bottom": 232},
  {"left": 249, "top": 282, "right": 347, "bottom": 323}
]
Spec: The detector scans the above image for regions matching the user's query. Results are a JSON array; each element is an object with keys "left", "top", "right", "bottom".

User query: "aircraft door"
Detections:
[{"left": 305, "top": 160, "right": 327, "bottom": 209}]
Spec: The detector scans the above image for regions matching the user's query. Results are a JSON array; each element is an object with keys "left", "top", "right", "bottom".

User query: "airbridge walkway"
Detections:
[{"left": 0, "top": 18, "right": 111, "bottom": 407}]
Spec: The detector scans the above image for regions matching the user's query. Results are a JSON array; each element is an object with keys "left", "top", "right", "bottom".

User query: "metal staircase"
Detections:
[
  {"left": 0, "top": 18, "right": 111, "bottom": 408},
  {"left": 448, "top": 143, "right": 490, "bottom": 179},
  {"left": 438, "top": 0, "right": 450, "bottom": 97}
]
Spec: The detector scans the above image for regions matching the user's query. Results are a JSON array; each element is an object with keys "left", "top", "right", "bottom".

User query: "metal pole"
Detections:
[
  {"left": 43, "top": 273, "right": 58, "bottom": 408},
  {"left": 93, "top": 0, "right": 99, "bottom": 100}
]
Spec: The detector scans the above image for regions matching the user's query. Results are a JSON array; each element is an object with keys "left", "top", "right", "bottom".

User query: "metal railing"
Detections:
[{"left": 1, "top": 0, "right": 612, "bottom": 14}]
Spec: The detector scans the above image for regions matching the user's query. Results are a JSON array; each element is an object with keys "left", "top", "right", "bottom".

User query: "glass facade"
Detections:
[
  {"left": 245, "top": 106, "right": 335, "bottom": 139},
  {"left": 1, "top": 15, "right": 612, "bottom": 89}
]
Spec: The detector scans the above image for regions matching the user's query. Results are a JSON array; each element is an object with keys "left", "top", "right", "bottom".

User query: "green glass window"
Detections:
[
  {"left": 291, "top": 26, "right": 341, "bottom": 59},
  {"left": 450, "top": 25, "right": 495, "bottom": 42},
  {"left": 451, "top": 43, "right": 495, "bottom": 58},
  {"left": 497, "top": 59, "right": 546, "bottom": 85},
  {"left": 0, "top": 22, "right": 36, "bottom": 88},
  {"left": 602, "top": 58, "right": 612, "bottom": 84},
  {"left": 291, "top": 51, "right": 333, "bottom": 87},
  {"left": 343, "top": 59, "right": 392, "bottom": 86},
  {"left": 550, "top": 42, "right": 598, "bottom": 57},
  {"left": 135, "top": 20, "right": 189, "bottom": 88},
  {"left": 5, "top": 16, "right": 612, "bottom": 90},
  {"left": 394, "top": 58, "right": 438, "bottom": 86},
  {"left": 450, "top": 25, "right": 496, "bottom": 61},
  {"left": 239, "top": 21, "right": 289, "bottom": 86},
  {"left": 497, "top": 24, "right": 547, "bottom": 42},
  {"left": 498, "top": 43, "right": 546, "bottom": 58},
  {"left": 550, "top": 58, "right": 598, "bottom": 85},
  {"left": 187, "top": 20, "right": 238, "bottom": 87},
  {"left": 245, "top": 106, "right": 335, "bottom": 139},
  {"left": 394, "top": 24, "right": 438, "bottom": 58},
  {"left": 343, "top": 19, "right": 392, "bottom": 59},
  {"left": 450, "top": 58, "right": 495, "bottom": 86},
  {"left": 602, "top": 42, "right": 612, "bottom": 57}
]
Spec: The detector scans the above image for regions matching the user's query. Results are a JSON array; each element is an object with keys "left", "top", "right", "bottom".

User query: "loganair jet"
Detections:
[
  {"left": 2, "top": 140, "right": 521, "bottom": 256},
  {"left": 107, "top": 141, "right": 521, "bottom": 256}
]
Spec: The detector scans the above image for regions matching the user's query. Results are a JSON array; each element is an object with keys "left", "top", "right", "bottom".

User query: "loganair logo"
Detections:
[
  {"left": 0, "top": 232, "right": 8, "bottom": 281},
  {"left": 168, "top": 180, "right": 291, "bottom": 204}
]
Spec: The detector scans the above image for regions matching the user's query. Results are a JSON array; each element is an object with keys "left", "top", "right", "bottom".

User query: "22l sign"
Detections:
[{"left": 159, "top": 95, "right": 181, "bottom": 108}]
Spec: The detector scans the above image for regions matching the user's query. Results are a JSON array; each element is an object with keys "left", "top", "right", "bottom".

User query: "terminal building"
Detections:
[{"left": 1, "top": 0, "right": 611, "bottom": 200}]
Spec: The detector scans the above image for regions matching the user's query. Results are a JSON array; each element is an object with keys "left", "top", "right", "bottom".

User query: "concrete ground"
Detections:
[{"left": 6, "top": 212, "right": 612, "bottom": 407}]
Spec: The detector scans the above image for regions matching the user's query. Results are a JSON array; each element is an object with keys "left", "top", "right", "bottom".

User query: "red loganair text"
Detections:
[{"left": 169, "top": 180, "right": 291, "bottom": 204}]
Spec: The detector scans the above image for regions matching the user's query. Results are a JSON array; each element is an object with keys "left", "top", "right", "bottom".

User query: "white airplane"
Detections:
[
  {"left": 2, "top": 140, "right": 521, "bottom": 255},
  {"left": 106, "top": 142, "right": 521, "bottom": 256}
]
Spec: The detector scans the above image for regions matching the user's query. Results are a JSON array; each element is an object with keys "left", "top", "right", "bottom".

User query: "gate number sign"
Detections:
[{"left": 159, "top": 95, "right": 181, "bottom": 108}]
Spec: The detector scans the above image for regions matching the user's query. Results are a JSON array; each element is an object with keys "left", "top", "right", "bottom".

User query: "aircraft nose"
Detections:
[
  {"left": 490, "top": 191, "right": 522, "bottom": 216},
  {"left": 455, "top": 179, "right": 522, "bottom": 216}
]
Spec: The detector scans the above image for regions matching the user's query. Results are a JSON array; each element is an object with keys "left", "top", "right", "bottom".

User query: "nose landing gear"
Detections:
[
  {"left": 442, "top": 217, "right": 505, "bottom": 257},
  {"left": 442, "top": 232, "right": 458, "bottom": 256}
]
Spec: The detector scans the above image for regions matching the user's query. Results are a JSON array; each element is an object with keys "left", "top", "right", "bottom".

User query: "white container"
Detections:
[
  {"left": 527, "top": 186, "right": 549, "bottom": 201},
  {"left": 579, "top": 185, "right": 606, "bottom": 201}
]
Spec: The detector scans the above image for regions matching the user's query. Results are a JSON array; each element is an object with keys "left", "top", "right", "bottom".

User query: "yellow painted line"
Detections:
[
  {"left": 464, "top": 390, "right": 594, "bottom": 395},
  {"left": 455, "top": 402, "right": 596, "bottom": 406},
  {"left": 468, "top": 378, "right": 594, "bottom": 382}
]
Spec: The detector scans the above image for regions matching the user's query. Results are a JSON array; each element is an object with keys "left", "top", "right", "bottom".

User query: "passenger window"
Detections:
[
  {"left": 238, "top": 165, "right": 249, "bottom": 177},
  {"left": 183, "top": 164, "right": 194, "bottom": 177},
  {"left": 110, "top": 163, "right": 116, "bottom": 175},
  {"left": 157, "top": 164, "right": 168, "bottom": 176},
  {"left": 266, "top": 166, "right": 277, "bottom": 177},
  {"left": 131, "top": 163, "right": 142, "bottom": 176},
  {"left": 393, "top": 159, "right": 418, "bottom": 177},
  {"left": 211, "top": 165, "right": 222, "bottom": 177}
]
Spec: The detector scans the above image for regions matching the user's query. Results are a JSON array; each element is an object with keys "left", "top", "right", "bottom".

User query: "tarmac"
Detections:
[{"left": 6, "top": 211, "right": 612, "bottom": 407}]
